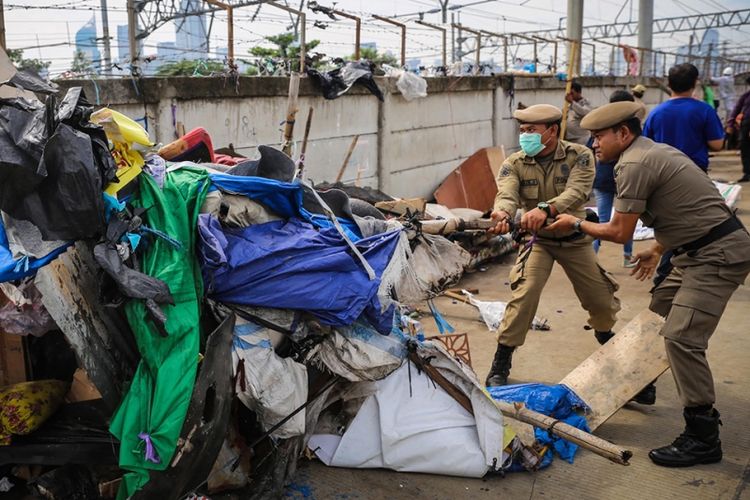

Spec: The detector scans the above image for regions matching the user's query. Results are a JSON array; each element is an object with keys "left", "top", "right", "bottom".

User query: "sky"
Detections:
[{"left": 4, "top": 0, "right": 750, "bottom": 77}]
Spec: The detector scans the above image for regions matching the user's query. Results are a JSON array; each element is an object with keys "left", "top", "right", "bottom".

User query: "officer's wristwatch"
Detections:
[
  {"left": 537, "top": 202, "right": 552, "bottom": 217},
  {"left": 573, "top": 218, "right": 584, "bottom": 233}
]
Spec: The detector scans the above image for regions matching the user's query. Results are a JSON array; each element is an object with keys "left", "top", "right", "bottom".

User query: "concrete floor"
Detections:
[{"left": 286, "top": 155, "right": 750, "bottom": 500}]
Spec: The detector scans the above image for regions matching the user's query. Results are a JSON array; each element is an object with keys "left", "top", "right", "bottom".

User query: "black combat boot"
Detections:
[
  {"left": 485, "top": 345, "right": 516, "bottom": 387},
  {"left": 595, "top": 329, "right": 656, "bottom": 405},
  {"left": 649, "top": 407, "right": 722, "bottom": 467}
]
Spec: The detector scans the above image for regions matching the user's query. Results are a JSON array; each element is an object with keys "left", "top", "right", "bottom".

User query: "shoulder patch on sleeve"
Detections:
[
  {"left": 499, "top": 164, "right": 512, "bottom": 177},
  {"left": 576, "top": 153, "right": 591, "bottom": 168}
]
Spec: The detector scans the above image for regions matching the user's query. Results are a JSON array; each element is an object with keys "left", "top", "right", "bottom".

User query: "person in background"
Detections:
[
  {"left": 712, "top": 67, "right": 737, "bottom": 124},
  {"left": 728, "top": 76, "right": 750, "bottom": 183},
  {"left": 632, "top": 84, "right": 647, "bottom": 104},
  {"left": 592, "top": 90, "right": 637, "bottom": 268},
  {"left": 564, "top": 81, "right": 593, "bottom": 145},
  {"left": 643, "top": 63, "right": 725, "bottom": 288}
]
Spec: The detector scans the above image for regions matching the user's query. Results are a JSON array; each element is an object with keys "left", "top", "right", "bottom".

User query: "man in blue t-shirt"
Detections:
[
  {"left": 643, "top": 63, "right": 725, "bottom": 172},
  {"left": 643, "top": 63, "right": 726, "bottom": 288}
]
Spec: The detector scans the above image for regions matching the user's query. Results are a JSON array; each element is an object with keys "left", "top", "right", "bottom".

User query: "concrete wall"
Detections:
[{"left": 57, "top": 74, "right": 676, "bottom": 199}]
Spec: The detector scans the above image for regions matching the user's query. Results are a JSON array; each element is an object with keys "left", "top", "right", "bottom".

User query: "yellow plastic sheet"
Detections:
[{"left": 90, "top": 108, "right": 154, "bottom": 195}]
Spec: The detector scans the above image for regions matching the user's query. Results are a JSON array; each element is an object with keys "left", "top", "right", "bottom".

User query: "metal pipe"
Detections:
[
  {"left": 373, "top": 15, "right": 406, "bottom": 67},
  {"left": 267, "top": 1, "right": 307, "bottom": 71},
  {"left": 566, "top": 0, "right": 583, "bottom": 74},
  {"left": 315, "top": 5, "right": 361, "bottom": 60},
  {"left": 415, "top": 20, "right": 447, "bottom": 68},
  {"left": 637, "top": 0, "right": 654, "bottom": 75},
  {"left": 454, "top": 24, "right": 482, "bottom": 73},
  {"left": 127, "top": 0, "right": 138, "bottom": 72},
  {"left": 100, "top": 0, "right": 112, "bottom": 75},
  {"left": 204, "top": 0, "right": 233, "bottom": 64}
]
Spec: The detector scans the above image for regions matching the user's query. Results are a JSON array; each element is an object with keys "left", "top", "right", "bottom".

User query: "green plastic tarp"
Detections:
[{"left": 109, "top": 167, "right": 210, "bottom": 499}]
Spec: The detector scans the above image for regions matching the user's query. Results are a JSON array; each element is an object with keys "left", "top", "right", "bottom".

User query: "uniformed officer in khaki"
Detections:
[
  {"left": 485, "top": 104, "right": 621, "bottom": 387},
  {"left": 548, "top": 101, "right": 750, "bottom": 468}
]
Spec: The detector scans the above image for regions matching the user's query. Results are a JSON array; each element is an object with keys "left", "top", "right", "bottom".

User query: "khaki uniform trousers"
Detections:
[
  {"left": 498, "top": 239, "right": 621, "bottom": 347},
  {"left": 649, "top": 232, "right": 750, "bottom": 408}
]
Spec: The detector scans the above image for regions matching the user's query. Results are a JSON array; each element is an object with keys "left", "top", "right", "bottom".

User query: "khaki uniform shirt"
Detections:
[
  {"left": 565, "top": 97, "right": 593, "bottom": 145},
  {"left": 614, "top": 136, "right": 733, "bottom": 250},
  {"left": 494, "top": 140, "right": 595, "bottom": 240}
]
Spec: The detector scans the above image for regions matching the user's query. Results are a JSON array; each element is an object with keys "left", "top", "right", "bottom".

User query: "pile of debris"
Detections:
[{"left": 0, "top": 67, "right": 535, "bottom": 499}]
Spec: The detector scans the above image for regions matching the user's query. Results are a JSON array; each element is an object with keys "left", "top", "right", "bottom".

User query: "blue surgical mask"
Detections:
[{"left": 519, "top": 132, "right": 545, "bottom": 156}]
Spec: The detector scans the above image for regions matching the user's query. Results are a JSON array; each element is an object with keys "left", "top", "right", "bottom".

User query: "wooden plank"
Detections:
[
  {"left": 560, "top": 309, "right": 668, "bottom": 431},
  {"left": 35, "top": 244, "right": 136, "bottom": 412},
  {"left": 0, "top": 333, "right": 27, "bottom": 385}
]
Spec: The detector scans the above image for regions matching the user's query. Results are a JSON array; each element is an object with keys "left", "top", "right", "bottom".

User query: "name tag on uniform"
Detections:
[
  {"left": 554, "top": 176, "right": 568, "bottom": 184},
  {"left": 520, "top": 179, "right": 539, "bottom": 187}
]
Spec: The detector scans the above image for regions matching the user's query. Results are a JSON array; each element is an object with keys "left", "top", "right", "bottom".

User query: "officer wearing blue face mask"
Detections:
[{"left": 485, "top": 104, "right": 621, "bottom": 387}]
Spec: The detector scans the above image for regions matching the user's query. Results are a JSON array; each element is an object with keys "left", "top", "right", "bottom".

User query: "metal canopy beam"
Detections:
[{"left": 134, "top": 0, "right": 272, "bottom": 40}]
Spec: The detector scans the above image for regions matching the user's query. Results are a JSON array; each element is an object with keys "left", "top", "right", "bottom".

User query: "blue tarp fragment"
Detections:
[
  {"left": 0, "top": 217, "right": 71, "bottom": 283},
  {"left": 197, "top": 215, "right": 400, "bottom": 333},
  {"left": 488, "top": 383, "right": 590, "bottom": 468}
]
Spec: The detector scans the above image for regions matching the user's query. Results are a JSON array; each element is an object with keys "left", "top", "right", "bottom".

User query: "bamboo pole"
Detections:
[
  {"left": 296, "top": 106, "right": 314, "bottom": 179},
  {"left": 335, "top": 134, "right": 359, "bottom": 182},
  {"left": 495, "top": 400, "right": 632, "bottom": 465},
  {"left": 281, "top": 72, "right": 301, "bottom": 157},
  {"left": 408, "top": 348, "right": 632, "bottom": 466}
]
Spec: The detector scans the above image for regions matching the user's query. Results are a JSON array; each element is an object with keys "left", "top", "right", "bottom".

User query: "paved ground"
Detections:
[{"left": 286, "top": 154, "right": 750, "bottom": 500}]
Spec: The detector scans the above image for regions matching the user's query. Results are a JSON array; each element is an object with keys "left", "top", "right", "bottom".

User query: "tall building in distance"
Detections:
[
  {"left": 117, "top": 24, "right": 129, "bottom": 64},
  {"left": 175, "top": 0, "right": 209, "bottom": 60},
  {"left": 75, "top": 16, "right": 101, "bottom": 72}
]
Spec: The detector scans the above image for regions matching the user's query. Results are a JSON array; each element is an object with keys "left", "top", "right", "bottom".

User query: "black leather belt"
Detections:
[{"left": 673, "top": 215, "right": 745, "bottom": 256}]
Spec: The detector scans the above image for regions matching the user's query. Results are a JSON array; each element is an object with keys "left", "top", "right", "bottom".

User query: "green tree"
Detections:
[
  {"left": 355, "top": 46, "right": 398, "bottom": 66},
  {"left": 156, "top": 59, "right": 225, "bottom": 76},
  {"left": 7, "top": 48, "right": 51, "bottom": 74},
  {"left": 70, "top": 50, "right": 95, "bottom": 75},
  {"left": 247, "top": 32, "right": 321, "bottom": 73}
]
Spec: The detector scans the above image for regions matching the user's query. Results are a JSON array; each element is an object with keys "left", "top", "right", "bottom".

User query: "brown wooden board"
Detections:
[
  {"left": 0, "top": 332, "right": 27, "bottom": 386},
  {"left": 433, "top": 148, "right": 503, "bottom": 212},
  {"left": 560, "top": 309, "right": 668, "bottom": 431}
]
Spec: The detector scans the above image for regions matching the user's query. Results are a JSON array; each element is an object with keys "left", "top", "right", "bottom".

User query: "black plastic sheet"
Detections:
[
  {"left": 0, "top": 87, "right": 116, "bottom": 241},
  {"left": 307, "top": 60, "right": 384, "bottom": 101}
]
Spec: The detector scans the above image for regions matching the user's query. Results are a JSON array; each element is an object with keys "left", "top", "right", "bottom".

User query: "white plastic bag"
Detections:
[
  {"left": 396, "top": 71, "right": 428, "bottom": 101},
  {"left": 461, "top": 290, "right": 549, "bottom": 331}
]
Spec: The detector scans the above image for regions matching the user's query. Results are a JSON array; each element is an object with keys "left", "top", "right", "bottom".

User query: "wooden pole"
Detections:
[
  {"left": 0, "top": 0, "right": 5, "bottom": 52},
  {"left": 282, "top": 72, "right": 301, "bottom": 156},
  {"left": 335, "top": 135, "right": 359, "bottom": 183},
  {"left": 300, "top": 106, "right": 314, "bottom": 159},
  {"left": 495, "top": 400, "right": 632, "bottom": 465},
  {"left": 560, "top": 40, "right": 579, "bottom": 139},
  {"left": 296, "top": 106, "right": 314, "bottom": 179},
  {"left": 408, "top": 348, "right": 632, "bottom": 466}
]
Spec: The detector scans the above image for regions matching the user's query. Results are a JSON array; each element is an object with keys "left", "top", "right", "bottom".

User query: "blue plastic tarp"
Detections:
[
  {"left": 208, "top": 173, "right": 363, "bottom": 240},
  {"left": 488, "top": 383, "right": 590, "bottom": 468},
  {"left": 208, "top": 172, "right": 304, "bottom": 220},
  {"left": 197, "top": 215, "right": 400, "bottom": 333},
  {"left": 0, "top": 218, "right": 71, "bottom": 283}
]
